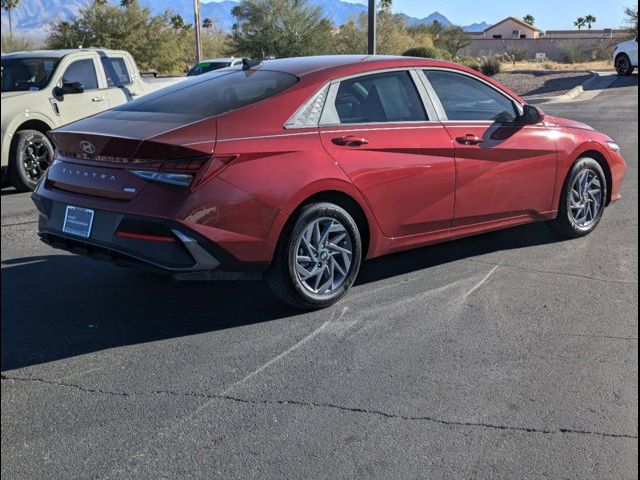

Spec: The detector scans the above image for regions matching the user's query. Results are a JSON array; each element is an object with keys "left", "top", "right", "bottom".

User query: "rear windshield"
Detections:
[{"left": 114, "top": 70, "right": 298, "bottom": 120}]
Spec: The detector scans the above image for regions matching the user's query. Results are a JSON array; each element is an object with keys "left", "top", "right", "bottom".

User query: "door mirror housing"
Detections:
[
  {"left": 520, "top": 104, "right": 545, "bottom": 125},
  {"left": 54, "top": 81, "right": 84, "bottom": 97}
]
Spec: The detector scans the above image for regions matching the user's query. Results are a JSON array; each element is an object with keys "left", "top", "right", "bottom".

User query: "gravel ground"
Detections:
[{"left": 494, "top": 71, "right": 593, "bottom": 98}]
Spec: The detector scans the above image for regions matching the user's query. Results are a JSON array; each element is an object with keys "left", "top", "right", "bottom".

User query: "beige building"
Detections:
[
  {"left": 463, "top": 16, "right": 633, "bottom": 62},
  {"left": 483, "top": 17, "right": 542, "bottom": 39}
]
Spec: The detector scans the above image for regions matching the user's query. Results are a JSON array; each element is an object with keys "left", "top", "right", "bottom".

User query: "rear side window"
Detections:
[
  {"left": 331, "top": 71, "right": 427, "bottom": 124},
  {"left": 101, "top": 57, "right": 131, "bottom": 87},
  {"left": 424, "top": 70, "right": 518, "bottom": 122},
  {"left": 61, "top": 59, "right": 98, "bottom": 90},
  {"left": 114, "top": 70, "right": 298, "bottom": 120}
]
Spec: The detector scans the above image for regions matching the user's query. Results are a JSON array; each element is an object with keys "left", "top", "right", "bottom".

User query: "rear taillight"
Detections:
[{"left": 128, "top": 155, "right": 238, "bottom": 189}]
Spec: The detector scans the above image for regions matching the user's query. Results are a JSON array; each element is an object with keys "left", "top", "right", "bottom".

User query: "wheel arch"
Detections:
[
  {"left": 277, "top": 187, "right": 378, "bottom": 260},
  {"left": 574, "top": 149, "right": 613, "bottom": 206}
]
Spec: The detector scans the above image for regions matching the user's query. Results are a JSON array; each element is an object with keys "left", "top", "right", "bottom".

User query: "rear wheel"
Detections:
[
  {"left": 554, "top": 158, "right": 607, "bottom": 238},
  {"left": 8, "top": 129, "right": 54, "bottom": 192},
  {"left": 615, "top": 53, "right": 634, "bottom": 76},
  {"left": 266, "top": 202, "right": 362, "bottom": 309}
]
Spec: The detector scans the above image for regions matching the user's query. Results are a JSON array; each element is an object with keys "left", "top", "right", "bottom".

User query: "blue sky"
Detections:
[{"left": 340, "top": 0, "right": 632, "bottom": 30}]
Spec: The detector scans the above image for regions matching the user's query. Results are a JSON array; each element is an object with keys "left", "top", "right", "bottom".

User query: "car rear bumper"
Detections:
[{"left": 32, "top": 193, "right": 268, "bottom": 280}]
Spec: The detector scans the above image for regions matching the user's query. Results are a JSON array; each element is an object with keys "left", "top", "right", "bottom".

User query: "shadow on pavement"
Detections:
[{"left": 1, "top": 220, "right": 567, "bottom": 371}]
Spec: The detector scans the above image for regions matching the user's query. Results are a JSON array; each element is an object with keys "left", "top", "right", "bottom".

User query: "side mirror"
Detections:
[
  {"left": 53, "top": 81, "right": 84, "bottom": 97},
  {"left": 520, "top": 104, "right": 545, "bottom": 125}
]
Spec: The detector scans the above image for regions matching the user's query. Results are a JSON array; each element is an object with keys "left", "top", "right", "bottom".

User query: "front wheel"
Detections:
[
  {"left": 615, "top": 54, "right": 634, "bottom": 76},
  {"left": 8, "top": 129, "right": 54, "bottom": 192},
  {"left": 554, "top": 158, "right": 607, "bottom": 238},
  {"left": 266, "top": 202, "right": 362, "bottom": 309}
]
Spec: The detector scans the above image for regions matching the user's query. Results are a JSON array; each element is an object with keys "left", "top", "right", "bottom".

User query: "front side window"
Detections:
[
  {"left": 1, "top": 57, "right": 61, "bottom": 92},
  {"left": 330, "top": 71, "right": 427, "bottom": 125},
  {"left": 61, "top": 59, "right": 99, "bottom": 90},
  {"left": 101, "top": 57, "right": 131, "bottom": 87},
  {"left": 424, "top": 70, "right": 518, "bottom": 122}
]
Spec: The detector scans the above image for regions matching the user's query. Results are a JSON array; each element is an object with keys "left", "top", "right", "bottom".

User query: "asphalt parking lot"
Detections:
[{"left": 1, "top": 74, "right": 638, "bottom": 479}]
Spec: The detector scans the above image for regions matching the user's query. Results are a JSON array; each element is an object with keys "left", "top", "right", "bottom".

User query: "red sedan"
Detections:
[{"left": 32, "top": 56, "right": 628, "bottom": 308}]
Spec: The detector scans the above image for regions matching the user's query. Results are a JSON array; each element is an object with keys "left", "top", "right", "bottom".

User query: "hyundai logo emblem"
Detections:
[{"left": 79, "top": 140, "right": 96, "bottom": 154}]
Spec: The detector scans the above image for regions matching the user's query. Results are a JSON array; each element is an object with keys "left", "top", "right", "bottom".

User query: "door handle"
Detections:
[
  {"left": 91, "top": 96, "right": 105, "bottom": 103},
  {"left": 332, "top": 136, "right": 369, "bottom": 147},
  {"left": 456, "top": 134, "right": 483, "bottom": 145}
]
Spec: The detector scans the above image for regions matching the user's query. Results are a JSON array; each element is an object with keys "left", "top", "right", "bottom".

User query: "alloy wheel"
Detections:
[
  {"left": 22, "top": 139, "right": 51, "bottom": 181},
  {"left": 294, "top": 217, "right": 353, "bottom": 295},
  {"left": 568, "top": 169, "right": 602, "bottom": 228}
]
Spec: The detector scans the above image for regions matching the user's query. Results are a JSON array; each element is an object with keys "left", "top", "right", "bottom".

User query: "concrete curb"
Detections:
[{"left": 525, "top": 71, "right": 617, "bottom": 104}]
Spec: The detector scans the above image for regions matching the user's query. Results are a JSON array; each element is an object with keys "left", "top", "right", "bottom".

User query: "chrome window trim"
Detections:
[
  {"left": 284, "top": 84, "right": 331, "bottom": 129},
  {"left": 418, "top": 68, "right": 524, "bottom": 123}
]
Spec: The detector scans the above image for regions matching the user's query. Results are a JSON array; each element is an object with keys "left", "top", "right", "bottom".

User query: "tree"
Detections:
[
  {"left": 585, "top": 14, "right": 597, "bottom": 29},
  {"left": 1, "top": 0, "right": 20, "bottom": 39},
  {"left": 523, "top": 14, "right": 535, "bottom": 26},
  {"left": 436, "top": 25, "right": 471, "bottom": 57},
  {"left": 170, "top": 14, "right": 188, "bottom": 31},
  {"left": 47, "top": 0, "right": 192, "bottom": 74},
  {"left": 624, "top": 5, "right": 638, "bottom": 37},
  {"left": 202, "top": 17, "right": 213, "bottom": 29},
  {"left": 230, "top": 0, "right": 333, "bottom": 58},
  {"left": 574, "top": 17, "right": 586, "bottom": 30}
]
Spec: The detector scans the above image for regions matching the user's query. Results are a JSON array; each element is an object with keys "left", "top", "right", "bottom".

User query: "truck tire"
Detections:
[{"left": 8, "top": 129, "right": 54, "bottom": 192}]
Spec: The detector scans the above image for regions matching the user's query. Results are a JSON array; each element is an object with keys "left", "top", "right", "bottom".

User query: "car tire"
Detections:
[
  {"left": 615, "top": 53, "right": 634, "bottom": 76},
  {"left": 266, "top": 202, "right": 362, "bottom": 309},
  {"left": 8, "top": 129, "right": 54, "bottom": 192},
  {"left": 554, "top": 158, "right": 607, "bottom": 238}
]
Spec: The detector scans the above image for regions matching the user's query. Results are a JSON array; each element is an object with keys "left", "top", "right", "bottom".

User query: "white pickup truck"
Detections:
[{"left": 1, "top": 48, "right": 181, "bottom": 191}]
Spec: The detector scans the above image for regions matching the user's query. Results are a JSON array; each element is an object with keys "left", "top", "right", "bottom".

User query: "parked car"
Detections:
[
  {"left": 32, "top": 56, "right": 628, "bottom": 308},
  {"left": 1, "top": 48, "right": 181, "bottom": 191},
  {"left": 187, "top": 58, "right": 243, "bottom": 76},
  {"left": 613, "top": 38, "right": 638, "bottom": 76}
]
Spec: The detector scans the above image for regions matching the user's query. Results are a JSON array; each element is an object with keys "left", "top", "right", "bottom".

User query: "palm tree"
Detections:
[
  {"left": 574, "top": 17, "right": 586, "bottom": 30},
  {"left": 1, "top": 0, "right": 20, "bottom": 39},
  {"left": 523, "top": 14, "right": 535, "bottom": 26},
  {"left": 202, "top": 17, "right": 213, "bottom": 29},
  {"left": 170, "top": 14, "right": 186, "bottom": 31},
  {"left": 585, "top": 14, "right": 597, "bottom": 29}
]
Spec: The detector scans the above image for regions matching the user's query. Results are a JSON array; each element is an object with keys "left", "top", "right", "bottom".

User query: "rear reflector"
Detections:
[{"left": 115, "top": 231, "right": 176, "bottom": 242}]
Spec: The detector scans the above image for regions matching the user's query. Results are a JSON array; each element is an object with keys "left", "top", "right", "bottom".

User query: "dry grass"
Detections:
[{"left": 500, "top": 60, "right": 613, "bottom": 72}]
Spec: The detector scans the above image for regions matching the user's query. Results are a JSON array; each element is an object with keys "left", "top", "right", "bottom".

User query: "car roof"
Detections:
[
  {"left": 1, "top": 48, "right": 128, "bottom": 59},
  {"left": 257, "top": 55, "right": 455, "bottom": 78}
]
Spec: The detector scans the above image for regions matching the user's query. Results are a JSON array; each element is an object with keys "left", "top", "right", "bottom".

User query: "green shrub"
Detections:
[
  {"left": 479, "top": 55, "right": 501, "bottom": 76},
  {"left": 457, "top": 55, "right": 481, "bottom": 71},
  {"left": 558, "top": 41, "right": 589, "bottom": 63},
  {"left": 505, "top": 46, "right": 530, "bottom": 63},
  {"left": 402, "top": 46, "right": 445, "bottom": 59}
]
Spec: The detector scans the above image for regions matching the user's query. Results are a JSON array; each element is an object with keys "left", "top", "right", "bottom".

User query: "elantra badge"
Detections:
[{"left": 79, "top": 140, "right": 96, "bottom": 154}]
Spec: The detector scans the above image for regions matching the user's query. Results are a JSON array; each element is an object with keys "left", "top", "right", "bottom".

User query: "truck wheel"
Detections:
[
  {"left": 615, "top": 54, "right": 634, "bottom": 76},
  {"left": 8, "top": 129, "right": 54, "bottom": 192}
]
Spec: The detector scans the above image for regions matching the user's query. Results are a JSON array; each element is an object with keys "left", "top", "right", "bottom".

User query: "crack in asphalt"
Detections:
[
  {"left": 467, "top": 259, "right": 638, "bottom": 286},
  {"left": 0, "top": 220, "right": 38, "bottom": 228},
  {"left": 2, "top": 374, "right": 636, "bottom": 440}
]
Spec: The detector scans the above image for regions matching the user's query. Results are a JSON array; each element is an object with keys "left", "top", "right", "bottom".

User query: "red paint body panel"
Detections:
[
  {"left": 444, "top": 123, "right": 558, "bottom": 226},
  {"left": 34, "top": 56, "right": 628, "bottom": 270}
]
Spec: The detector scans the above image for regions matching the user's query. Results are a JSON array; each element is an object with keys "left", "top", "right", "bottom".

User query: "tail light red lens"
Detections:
[{"left": 128, "top": 155, "right": 238, "bottom": 189}]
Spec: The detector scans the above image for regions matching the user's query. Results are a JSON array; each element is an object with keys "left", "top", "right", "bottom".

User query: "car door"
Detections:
[
  {"left": 52, "top": 57, "right": 105, "bottom": 125},
  {"left": 421, "top": 69, "right": 557, "bottom": 228},
  {"left": 318, "top": 69, "right": 455, "bottom": 239},
  {"left": 99, "top": 56, "right": 140, "bottom": 107}
]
